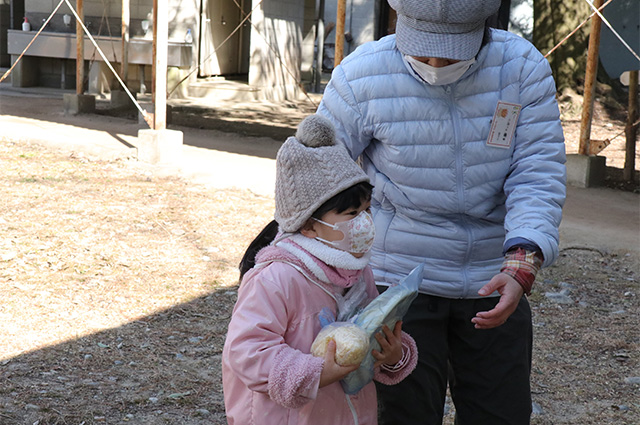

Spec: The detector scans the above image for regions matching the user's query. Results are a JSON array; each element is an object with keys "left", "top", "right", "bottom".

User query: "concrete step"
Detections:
[{"left": 186, "top": 77, "right": 259, "bottom": 102}]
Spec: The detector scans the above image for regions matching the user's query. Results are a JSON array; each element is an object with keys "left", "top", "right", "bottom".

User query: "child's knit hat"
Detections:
[{"left": 274, "top": 114, "right": 370, "bottom": 233}]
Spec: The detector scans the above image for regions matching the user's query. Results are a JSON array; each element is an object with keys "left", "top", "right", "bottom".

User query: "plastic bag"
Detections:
[
  {"left": 310, "top": 273, "right": 372, "bottom": 365},
  {"left": 334, "top": 274, "right": 370, "bottom": 322},
  {"left": 340, "top": 263, "right": 423, "bottom": 394}
]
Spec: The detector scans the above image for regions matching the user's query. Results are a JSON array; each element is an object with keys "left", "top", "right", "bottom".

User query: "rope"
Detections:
[
  {"left": 98, "top": 0, "right": 120, "bottom": 65},
  {"left": 607, "top": 118, "right": 640, "bottom": 144},
  {"left": 86, "top": 6, "right": 116, "bottom": 89},
  {"left": 61, "top": 0, "right": 151, "bottom": 127},
  {"left": 542, "top": 0, "right": 639, "bottom": 150},
  {"left": 0, "top": 0, "right": 147, "bottom": 126},
  {"left": 4, "top": 0, "right": 315, "bottom": 123},
  {"left": 544, "top": 0, "right": 614, "bottom": 58},
  {"left": 584, "top": 0, "right": 640, "bottom": 62},
  {"left": 167, "top": 0, "right": 263, "bottom": 98},
  {"left": 0, "top": 0, "right": 66, "bottom": 84},
  {"left": 169, "top": 0, "right": 317, "bottom": 109}
]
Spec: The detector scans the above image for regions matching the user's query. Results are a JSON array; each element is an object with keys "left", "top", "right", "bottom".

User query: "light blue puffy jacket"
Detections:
[{"left": 318, "top": 29, "right": 566, "bottom": 299}]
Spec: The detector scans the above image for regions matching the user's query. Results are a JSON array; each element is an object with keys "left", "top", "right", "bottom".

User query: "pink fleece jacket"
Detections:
[{"left": 222, "top": 241, "right": 418, "bottom": 425}]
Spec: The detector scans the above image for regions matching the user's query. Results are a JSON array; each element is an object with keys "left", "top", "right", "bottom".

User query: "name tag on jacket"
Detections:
[{"left": 487, "top": 101, "right": 521, "bottom": 149}]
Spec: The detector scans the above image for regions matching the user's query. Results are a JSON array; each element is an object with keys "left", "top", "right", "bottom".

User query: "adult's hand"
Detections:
[{"left": 471, "top": 273, "right": 524, "bottom": 329}]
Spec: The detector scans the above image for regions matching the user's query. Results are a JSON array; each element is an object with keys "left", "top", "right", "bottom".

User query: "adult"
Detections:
[{"left": 317, "top": 0, "right": 566, "bottom": 424}]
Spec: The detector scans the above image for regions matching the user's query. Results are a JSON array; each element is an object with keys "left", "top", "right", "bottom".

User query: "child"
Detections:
[{"left": 222, "top": 115, "right": 418, "bottom": 424}]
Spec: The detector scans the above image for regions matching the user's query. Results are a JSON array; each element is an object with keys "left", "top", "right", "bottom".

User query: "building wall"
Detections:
[
  {"left": 300, "top": 0, "right": 316, "bottom": 83},
  {"left": 24, "top": 0, "right": 196, "bottom": 41},
  {"left": 349, "top": 0, "right": 376, "bottom": 48},
  {"left": 248, "top": 0, "right": 305, "bottom": 101},
  {"left": 20, "top": 0, "right": 197, "bottom": 92},
  {"left": 17, "top": 0, "right": 325, "bottom": 101},
  {"left": 323, "top": 0, "right": 376, "bottom": 67}
]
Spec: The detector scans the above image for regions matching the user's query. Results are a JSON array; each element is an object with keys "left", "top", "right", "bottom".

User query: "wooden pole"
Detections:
[
  {"left": 314, "top": 0, "right": 325, "bottom": 93},
  {"left": 578, "top": 0, "right": 604, "bottom": 156},
  {"left": 624, "top": 70, "right": 638, "bottom": 182},
  {"left": 334, "top": 0, "right": 346, "bottom": 67},
  {"left": 152, "top": 0, "right": 168, "bottom": 130},
  {"left": 121, "top": 0, "right": 130, "bottom": 85},
  {"left": 151, "top": 2, "right": 156, "bottom": 106},
  {"left": 75, "top": 0, "right": 84, "bottom": 95}
]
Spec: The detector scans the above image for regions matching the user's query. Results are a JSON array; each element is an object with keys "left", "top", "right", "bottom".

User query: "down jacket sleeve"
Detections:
[
  {"left": 502, "top": 41, "right": 566, "bottom": 267},
  {"left": 319, "top": 32, "right": 566, "bottom": 274},
  {"left": 317, "top": 64, "right": 370, "bottom": 160}
]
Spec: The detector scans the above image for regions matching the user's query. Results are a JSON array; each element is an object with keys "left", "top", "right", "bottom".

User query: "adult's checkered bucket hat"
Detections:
[{"left": 388, "top": 0, "right": 501, "bottom": 60}]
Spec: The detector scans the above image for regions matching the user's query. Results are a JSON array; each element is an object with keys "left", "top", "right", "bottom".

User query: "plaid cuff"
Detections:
[{"left": 500, "top": 247, "right": 543, "bottom": 295}]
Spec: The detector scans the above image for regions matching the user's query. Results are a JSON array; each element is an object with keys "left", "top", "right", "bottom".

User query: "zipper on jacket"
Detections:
[
  {"left": 345, "top": 394, "right": 359, "bottom": 425},
  {"left": 447, "top": 87, "right": 473, "bottom": 298},
  {"left": 458, "top": 214, "right": 474, "bottom": 298},
  {"left": 447, "top": 87, "right": 465, "bottom": 214}
]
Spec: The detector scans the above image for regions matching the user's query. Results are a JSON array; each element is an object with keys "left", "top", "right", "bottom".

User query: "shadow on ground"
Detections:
[
  {"left": 1, "top": 287, "right": 238, "bottom": 425},
  {"left": 94, "top": 97, "right": 317, "bottom": 143}
]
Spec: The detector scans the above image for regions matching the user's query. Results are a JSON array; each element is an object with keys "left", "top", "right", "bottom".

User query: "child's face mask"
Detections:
[{"left": 314, "top": 210, "right": 375, "bottom": 254}]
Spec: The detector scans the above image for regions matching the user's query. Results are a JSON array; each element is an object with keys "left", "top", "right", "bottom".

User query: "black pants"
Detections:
[{"left": 376, "top": 292, "right": 532, "bottom": 425}]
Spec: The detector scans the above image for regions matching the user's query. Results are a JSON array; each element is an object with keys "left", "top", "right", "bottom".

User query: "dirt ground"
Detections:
[{"left": 0, "top": 90, "right": 638, "bottom": 424}]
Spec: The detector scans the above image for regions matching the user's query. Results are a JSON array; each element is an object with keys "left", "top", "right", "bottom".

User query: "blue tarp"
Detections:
[{"left": 599, "top": 0, "right": 640, "bottom": 79}]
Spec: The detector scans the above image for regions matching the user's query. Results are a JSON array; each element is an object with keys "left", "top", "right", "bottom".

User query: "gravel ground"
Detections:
[
  {"left": 0, "top": 138, "right": 637, "bottom": 425},
  {"left": 0, "top": 91, "right": 638, "bottom": 424}
]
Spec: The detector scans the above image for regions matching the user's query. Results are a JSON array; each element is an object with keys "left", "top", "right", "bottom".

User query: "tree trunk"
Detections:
[{"left": 533, "top": 0, "right": 590, "bottom": 92}]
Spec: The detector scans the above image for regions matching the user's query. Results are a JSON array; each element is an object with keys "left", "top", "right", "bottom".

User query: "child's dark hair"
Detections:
[
  {"left": 238, "top": 181, "right": 373, "bottom": 280},
  {"left": 309, "top": 181, "right": 373, "bottom": 220}
]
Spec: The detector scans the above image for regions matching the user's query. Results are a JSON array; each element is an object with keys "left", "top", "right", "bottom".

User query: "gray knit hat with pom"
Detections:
[{"left": 274, "top": 114, "right": 370, "bottom": 233}]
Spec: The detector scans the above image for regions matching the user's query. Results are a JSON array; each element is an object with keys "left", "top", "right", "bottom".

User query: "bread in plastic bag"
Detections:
[
  {"left": 310, "top": 322, "right": 369, "bottom": 366},
  {"left": 340, "top": 262, "right": 423, "bottom": 394}
]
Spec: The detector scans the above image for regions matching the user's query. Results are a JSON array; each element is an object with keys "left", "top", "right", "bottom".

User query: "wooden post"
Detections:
[
  {"left": 624, "top": 70, "right": 638, "bottom": 182},
  {"left": 152, "top": 0, "right": 168, "bottom": 130},
  {"left": 75, "top": 0, "right": 84, "bottom": 94},
  {"left": 121, "top": 0, "right": 130, "bottom": 85},
  {"left": 334, "top": 0, "right": 346, "bottom": 67},
  {"left": 314, "top": 0, "right": 325, "bottom": 93},
  {"left": 151, "top": 2, "right": 156, "bottom": 105},
  {"left": 578, "top": 0, "right": 604, "bottom": 156}
]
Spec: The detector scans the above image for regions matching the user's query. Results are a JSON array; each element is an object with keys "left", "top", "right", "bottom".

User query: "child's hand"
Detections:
[
  {"left": 318, "top": 340, "right": 360, "bottom": 388},
  {"left": 372, "top": 321, "right": 403, "bottom": 368}
]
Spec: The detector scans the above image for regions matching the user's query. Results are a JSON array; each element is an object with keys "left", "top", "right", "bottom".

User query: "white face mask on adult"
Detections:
[{"left": 404, "top": 55, "right": 476, "bottom": 86}]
